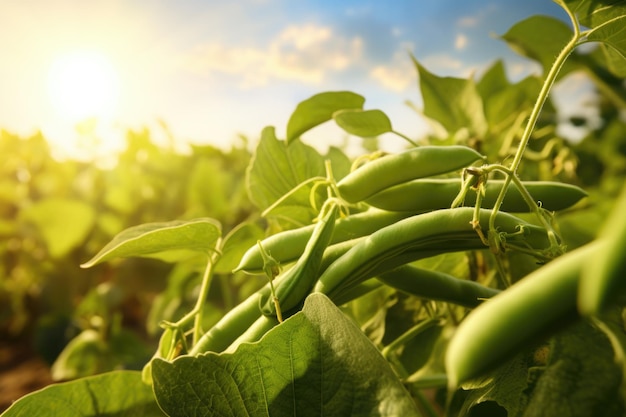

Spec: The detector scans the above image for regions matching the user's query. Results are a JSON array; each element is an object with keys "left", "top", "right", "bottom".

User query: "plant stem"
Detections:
[
  {"left": 192, "top": 247, "right": 220, "bottom": 344},
  {"left": 508, "top": 35, "right": 579, "bottom": 175},
  {"left": 392, "top": 130, "right": 419, "bottom": 147},
  {"left": 488, "top": 9, "right": 580, "bottom": 254}
]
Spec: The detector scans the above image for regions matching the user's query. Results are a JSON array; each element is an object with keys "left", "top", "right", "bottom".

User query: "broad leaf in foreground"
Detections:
[
  {"left": 152, "top": 293, "right": 421, "bottom": 416},
  {"left": 286, "top": 91, "right": 365, "bottom": 143},
  {"left": 81, "top": 218, "right": 221, "bottom": 268},
  {"left": 1, "top": 371, "right": 164, "bottom": 417}
]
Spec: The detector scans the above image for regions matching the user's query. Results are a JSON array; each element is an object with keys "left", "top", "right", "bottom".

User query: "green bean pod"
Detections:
[
  {"left": 445, "top": 242, "right": 600, "bottom": 388},
  {"left": 189, "top": 289, "right": 268, "bottom": 355},
  {"left": 259, "top": 203, "right": 339, "bottom": 316},
  {"left": 579, "top": 184, "right": 626, "bottom": 315},
  {"left": 365, "top": 178, "right": 588, "bottom": 212},
  {"left": 337, "top": 145, "right": 484, "bottom": 203},
  {"left": 234, "top": 208, "right": 415, "bottom": 274},
  {"left": 314, "top": 207, "right": 552, "bottom": 298},
  {"left": 377, "top": 265, "right": 500, "bottom": 308}
]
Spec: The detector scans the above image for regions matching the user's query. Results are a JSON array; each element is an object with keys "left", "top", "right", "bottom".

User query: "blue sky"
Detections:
[{"left": 0, "top": 0, "right": 578, "bottom": 159}]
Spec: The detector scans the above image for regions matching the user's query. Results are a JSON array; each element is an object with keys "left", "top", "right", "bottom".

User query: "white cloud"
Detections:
[
  {"left": 458, "top": 16, "right": 479, "bottom": 28},
  {"left": 421, "top": 54, "right": 464, "bottom": 72},
  {"left": 181, "top": 23, "right": 363, "bottom": 87},
  {"left": 455, "top": 34, "right": 468, "bottom": 50},
  {"left": 508, "top": 61, "right": 542, "bottom": 79},
  {"left": 457, "top": 4, "right": 497, "bottom": 28},
  {"left": 369, "top": 44, "right": 415, "bottom": 92}
]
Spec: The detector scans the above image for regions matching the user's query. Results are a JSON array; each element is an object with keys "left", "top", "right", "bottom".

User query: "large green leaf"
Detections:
[
  {"left": 412, "top": 57, "right": 488, "bottom": 137},
  {"left": 152, "top": 293, "right": 421, "bottom": 416},
  {"left": 1, "top": 371, "right": 164, "bottom": 416},
  {"left": 333, "top": 109, "right": 393, "bottom": 137},
  {"left": 500, "top": 15, "right": 575, "bottom": 77},
  {"left": 286, "top": 91, "right": 365, "bottom": 143},
  {"left": 19, "top": 198, "right": 96, "bottom": 258},
  {"left": 81, "top": 218, "right": 221, "bottom": 268}
]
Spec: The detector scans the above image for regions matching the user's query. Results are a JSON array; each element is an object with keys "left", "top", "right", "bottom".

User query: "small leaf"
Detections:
[
  {"left": 286, "top": 91, "right": 365, "bottom": 143},
  {"left": 412, "top": 57, "right": 488, "bottom": 137},
  {"left": 246, "top": 126, "right": 327, "bottom": 226},
  {"left": 50, "top": 329, "right": 107, "bottom": 381},
  {"left": 333, "top": 108, "right": 393, "bottom": 137},
  {"left": 1, "top": 371, "right": 164, "bottom": 416},
  {"left": 81, "top": 218, "right": 221, "bottom": 268},
  {"left": 152, "top": 293, "right": 421, "bottom": 416}
]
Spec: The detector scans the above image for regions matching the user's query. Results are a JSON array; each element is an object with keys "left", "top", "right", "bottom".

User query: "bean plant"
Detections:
[{"left": 4, "top": 0, "right": 626, "bottom": 415}]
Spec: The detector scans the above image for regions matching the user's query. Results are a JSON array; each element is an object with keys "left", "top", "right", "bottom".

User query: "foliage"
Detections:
[{"left": 3, "top": 1, "right": 626, "bottom": 416}]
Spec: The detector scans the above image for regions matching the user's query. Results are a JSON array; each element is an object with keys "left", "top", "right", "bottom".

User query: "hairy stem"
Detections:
[{"left": 488, "top": 8, "right": 580, "bottom": 254}]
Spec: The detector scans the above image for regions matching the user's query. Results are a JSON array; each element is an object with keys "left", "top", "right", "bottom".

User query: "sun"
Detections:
[{"left": 48, "top": 50, "right": 120, "bottom": 122}]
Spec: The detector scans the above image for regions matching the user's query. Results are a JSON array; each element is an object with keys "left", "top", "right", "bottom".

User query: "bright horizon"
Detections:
[{"left": 0, "top": 0, "right": 591, "bottom": 160}]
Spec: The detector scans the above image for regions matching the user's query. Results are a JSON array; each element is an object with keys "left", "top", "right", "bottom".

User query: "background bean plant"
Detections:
[{"left": 4, "top": 0, "right": 626, "bottom": 415}]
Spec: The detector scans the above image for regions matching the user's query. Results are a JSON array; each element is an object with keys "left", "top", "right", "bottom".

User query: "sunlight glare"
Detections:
[{"left": 48, "top": 50, "right": 120, "bottom": 122}]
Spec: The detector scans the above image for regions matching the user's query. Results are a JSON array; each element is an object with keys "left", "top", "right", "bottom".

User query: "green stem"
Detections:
[
  {"left": 392, "top": 130, "right": 419, "bottom": 147},
  {"left": 192, "top": 247, "right": 221, "bottom": 344},
  {"left": 381, "top": 318, "right": 441, "bottom": 361},
  {"left": 509, "top": 7, "right": 580, "bottom": 175},
  {"left": 498, "top": 110, "right": 529, "bottom": 159},
  {"left": 487, "top": 6, "right": 580, "bottom": 254},
  {"left": 484, "top": 164, "right": 562, "bottom": 254},
  {"left": 262, "top": 176, "right": 326, "bottom": 217}
]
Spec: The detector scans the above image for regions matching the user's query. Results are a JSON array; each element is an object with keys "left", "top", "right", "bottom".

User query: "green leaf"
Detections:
[
  {"left": 50, "top": 329, "right": 108, "bottom": 381},
  {"left": 51, "top": 328, "right": 153, "bottom": 381},
  {"left": 412, "top": 57, "right": 488, "bottom": 137},
  {"left": 19, "top": 198, "right": 96, "bottom": 258},
  {"left": 586, "top": 16, "right": 626, "bottom": 75},
  {"left": 246, "top": 126, "right": 327, "bottom": 226},
  {"left": 562, "top": 0, "right": 626, "bottom": 29},
  {"left": 1, "top": 371, "right": 164, "bottom": 416},
  {"left": 477, "top": 60, "right": 509, "bottom": 100},
  {"left": 333, "top": 109, "right": 393, "bottom": 137},
  {"left": 485, "top": 75, "right": 541, "bottom": 132},
  {"left": 81, "top": 218, "right": 221, "bottom": 268},
  {"left": 286, "top": 91, "right": 365, "bottom": 143},
  {"left": 146, "top": 263, "right": 199, "bottom": 335},
  {"left": 500, "top": 15, "right": 575, "bottom": 77},
  {"left": 598, "top": 43, "right": 626, "bottom": 77},
  {"left": 152, "top": 293, "right": 421, "bottom": 416},
  {"left": 457, "top": 352, "right": 530, "bottom": 417}
]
